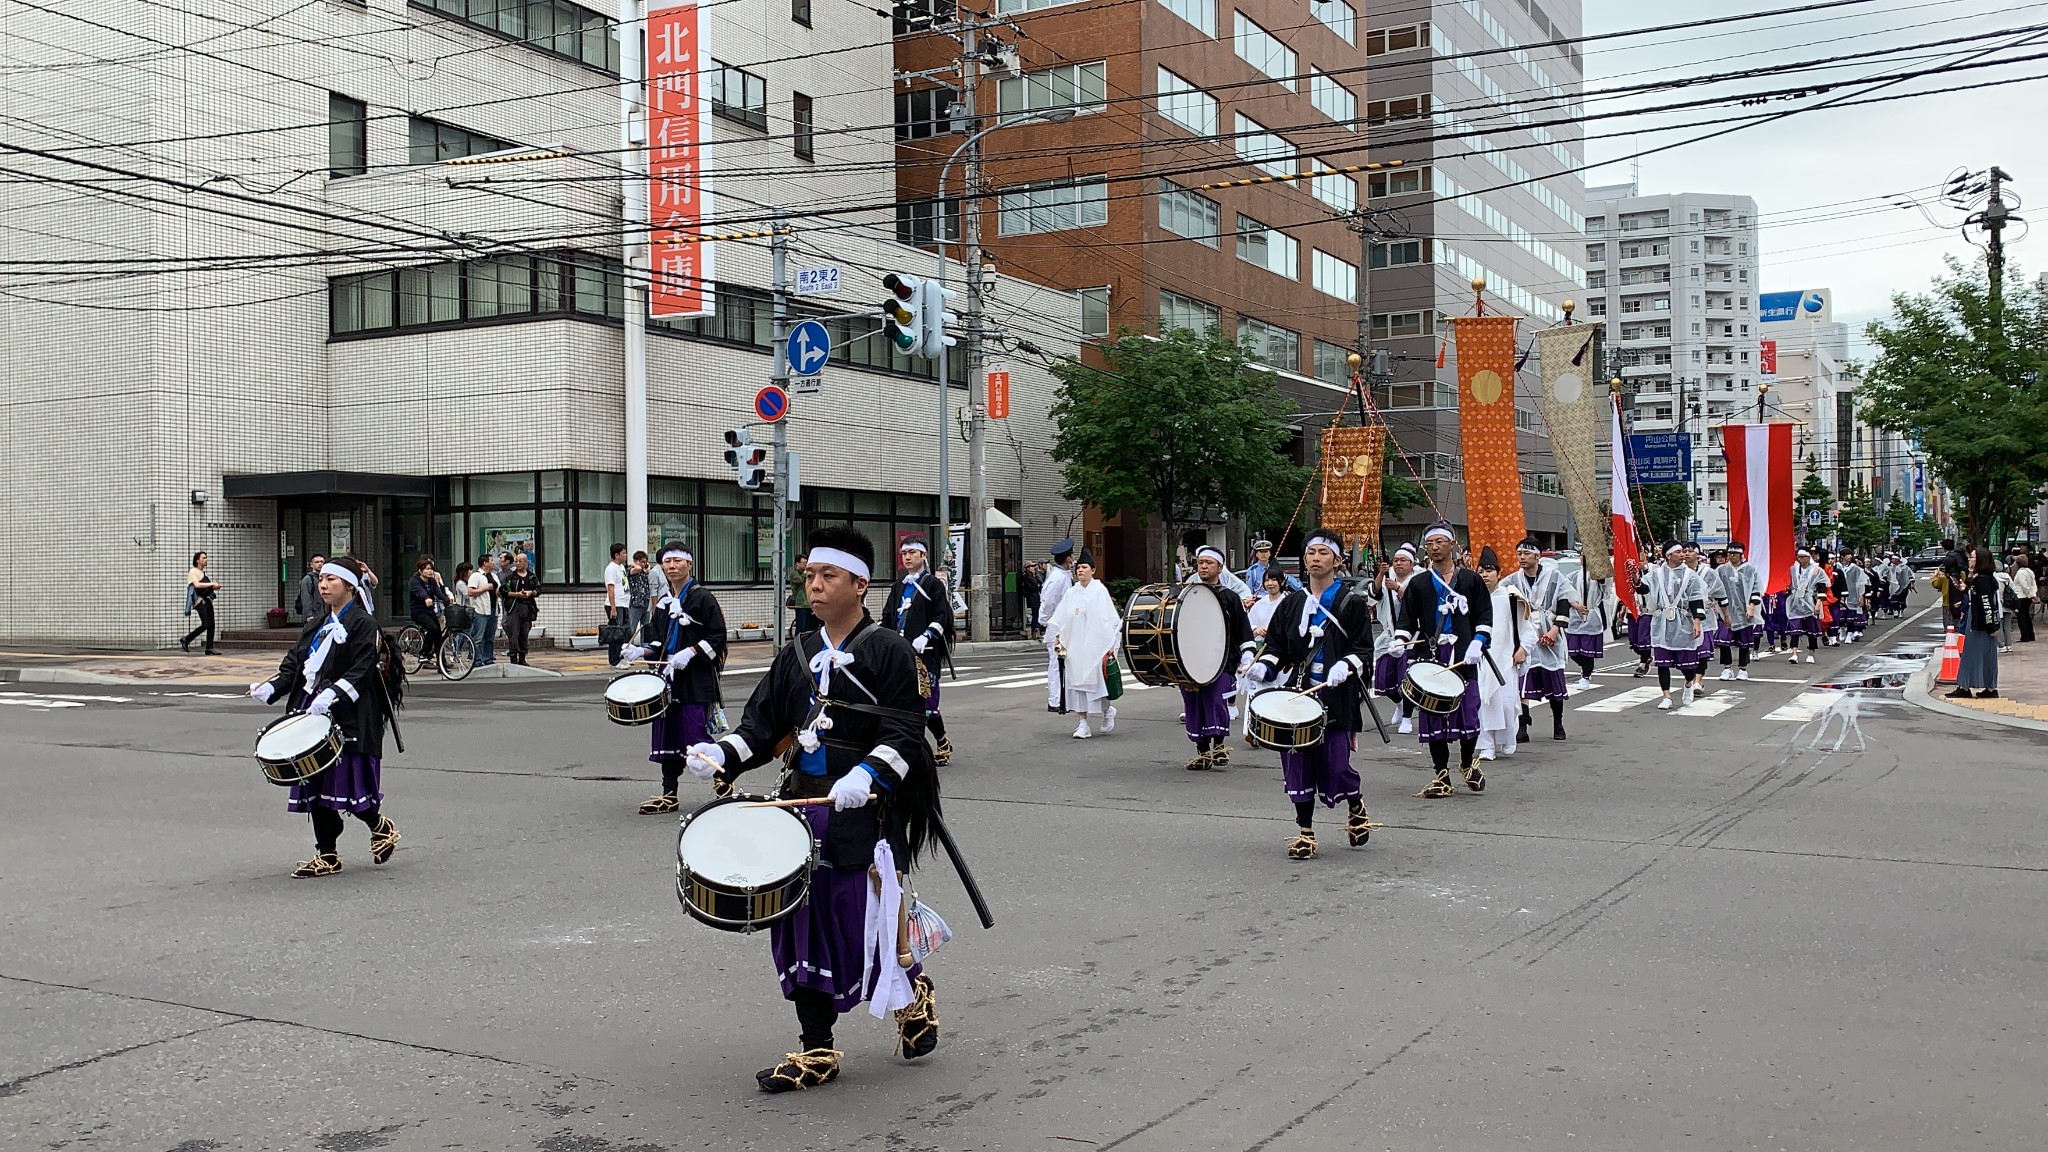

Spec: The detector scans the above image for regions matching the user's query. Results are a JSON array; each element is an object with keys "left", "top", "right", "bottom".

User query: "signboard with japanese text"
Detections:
[
  {"left": 1627, "top": 433, "right": 1693, "bottom": 485},
  {"left": 1758, "top": 339, "right": 1776, "bottom": 376},
  {"left": 986, "top": 366, "right": 1011, "bottom": 419},
  {"left": 647, "top": 2, "right": 713, "bottom": 318}
]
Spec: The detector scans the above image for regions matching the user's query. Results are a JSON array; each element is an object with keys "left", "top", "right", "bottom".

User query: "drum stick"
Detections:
[{"left": 743, "top": 795, "right": 878, "bottom": 809}]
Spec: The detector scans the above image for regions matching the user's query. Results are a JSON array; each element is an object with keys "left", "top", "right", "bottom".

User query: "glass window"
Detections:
[
  {"left": 1309, "top": 72, "right": 1354, "bottom": 126},
  {"left": 1367, "top": 166, "right": 1428, "bottom": 197},
  {"left": 1370, "top": 239, "right": 1425, "bottom": 268},
  {"left": 1079, "top": 287, "right": 1110, "bottom": 337},
  {"left": 407, "top": 114, "right": 514, "bottom": 164},
  {"left": 540, "top": 508, "right": 567, "bottom": 584},
  {"left": 1310, "top": 163, "right": 1356, "bottom": 213},
  {"left": 651, "top": 511, "right": 696, "bottom": 553},
  {"left": 709, "top": 60, "right": 769, "bottom": 130},
  {"left": 812, "top": 488, "right": 852, "bottom": 514},
  {"left": 418, "top": 0, "right": 619, "bottom": 73},
  {"left": 1364, "top": 94, "right": 1430, "bottom": 123},
  {"left": 398, "top": 264, "right": 459, "bottom": 326},
  {"left": 469, "top": 472, "right": 536, "bottom": 505},
  {"left": 1311, "top": 250, "right": 1356, "bottom": 302},
  {"left": 541, "top": 470, "right": 568, "bottom": 502},
  {"left": 468, "top": 256, "right": 535, "bottom": 318},
  {"left": 1312, "top": 0, "right": 1354, "bottom": 43},
  {"left": 1240, "top": 317, "right": 1300, "bottom": 370},
  {"left": 792, "top": 0, "right": 811, "bottom": 24},
  {"left": 1236, "top": 215, "right": 1297, "bottom": 279},
  {"left": 894, "top": 87, "right": 958, "bottom": 140},
  {"left": 997, "top": 177, "right": 1108, "bottom": 236},
  {"left": 328, "top": 93, "right": 366, "bottom": 177},
  {"left": 704, "top": 482, "right": 757, "bottom": 509},
  {"left": 894, "top": 197, "right": 960, "bottom": 247},
  {"left": 1157, "top": 179, "right": 1219, "bottom": 246},
  {"left": 1371, "top": 311, "right": 1433, "bottom": 339},
  {"left": 852, "top": 491, "right": 891, "bottom": 516},
  {"left": 1364, "top": 21, "right": 1429, "bottom": 55},
  {"left": 791, "top": 93, "right": 814, "bottom": 160},
  {"left": 1158, "top": 290, "right": 1221, "bottom": 336},
  {"left": 472, "top": 508, "right": 540, "bottom": 570},
  {"left": 1313, "top": 340, "right": 1350, "bottom": 385},
  {"left": 702, "top": 514, "right": 760, "bottom": 583},
  {"left": 999, "top": 62, "right": 1106, "bottom": 116},
  {"left": 1155, "top": 68, "right": 1217, "bottom": 136},
  {"left": 1234, "top": 113, "right": 1294, "bottom": 179},
  {"left": 1157, "top": 0, "right": 1214, "bottom": 35},
  {"left": 578, "top": 508, "right": 625, "bottom": 585},
  {"left": 650, "top": 477, "right": 698, "bottom": 505},
  {"left": 1233, "top": 12, "right": 1297, "bottom": 90},
  {"left": 579, "top": 471, "right": 626, "bottom": 504}
]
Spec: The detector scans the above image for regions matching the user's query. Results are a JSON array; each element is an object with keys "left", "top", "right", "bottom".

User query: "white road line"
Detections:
[
  {"left": 1577, "top": 686, "right": 1664, "bottom": 712},
  {"left": 1764, "top": 690, "right": 1845, "bottom": 723},
  {"left": 0, "top": 697, "right": 86, "bottom": 709},
  {"left": 945, "top": 673, "right": 1049, "bottom": 688},
  {"left": 1673, "top": 690, "right": 1744, "bottom": 717}
]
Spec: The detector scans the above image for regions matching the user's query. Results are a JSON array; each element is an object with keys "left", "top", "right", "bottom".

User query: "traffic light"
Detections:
[
  {"left": 881, "top": 273, "right": 921, "bottom": 356},
  {"left": 918, "top": 278, "right": 958, "bottom": 361},
  {"left": 723, "top": 428, "right": 770, "bottom": 490}
]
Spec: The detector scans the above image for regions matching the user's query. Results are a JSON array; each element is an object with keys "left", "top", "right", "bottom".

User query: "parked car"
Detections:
[{"left": 1907, "top": 546, "right": 1949, "bottom": 571}]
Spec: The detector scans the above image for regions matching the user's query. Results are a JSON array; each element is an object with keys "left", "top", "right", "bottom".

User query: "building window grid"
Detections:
[
  {"left": 1233, "top": 12, "right": 1298, "bottom": 90},
  {"left": 709, "top": 61, "right": 770, "bottom": 130},
  {"left": 1078, "top": 287, "right": 1111, "bottom": 336},
  {"left": 1233, "top": 113, "right": 1296, "bottom": 179},
  {"left": 411, "top": 0, "right": 620, "bottom": 74},
  {"left": 997, "top": 176, "right": 1109, "bottom": 236},
  {"left": 407, "top": 114, "right": 515, "bottom": 165},
  {"left": 791, "top": 93, "right": 814, "bottom": 160},
  {"left": 1240, "top": 317, "right": 1300, "bottom": 371},
  {"left": 1156, "top": 0, "right": 1215, "bottom": 35},
  {"left": 328, "top": 93, "right": 367, "bottom": 177},
  {"left": 1310, "top": 162, "right": 1357, "bottom": 213},
  {"left": 1312, "top": 0, "right": 1355, "bottom": 43},
  {"left": 1368, "top": 166, "right": 1429, "bottom": 198},
  {"left": 999, "top": 61, "right": 1107, "bottom": 116},
  {"left": 1158, "top": 289, "right": 1222, "bottom": 335},
  {"left": 1236, "top": 215, "right": 1298, "bottom": 279},
  {"left": 1156, "top": 68, "right": 1218, "bottom": 136},
  {"left": 1157, "top": 179, "right": 1221, "bottom": 246},
  {"left": 1309, "top": 71, "right": 1355, "bottom": 126},
  {"left": 895, "top": 87, "right": 959, "bottom": 140},
  {"left": 1311, "top": 249, "right": 1357, "bottom": 302},
  {"left": 1365, "top": 21, "right": 1430, "bottom": 55}
]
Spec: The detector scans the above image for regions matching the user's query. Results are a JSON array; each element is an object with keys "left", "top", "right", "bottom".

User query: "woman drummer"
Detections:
[{"left": 247, "top": 556, "right": 402, "bottom": 878}]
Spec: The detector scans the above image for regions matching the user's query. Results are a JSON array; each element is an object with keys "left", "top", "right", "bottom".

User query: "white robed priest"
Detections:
[{"left": 1045, "top": 550, "right": 1121, "bottom": 738}]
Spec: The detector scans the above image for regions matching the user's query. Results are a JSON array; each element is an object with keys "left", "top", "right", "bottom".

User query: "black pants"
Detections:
[
  {"left": 310, "top": 806, "right": 382, "bottom": 854},
  {"left": 410, "top": 609, "right": 442, "bottom": 660},
  {"left": 1428, "top": 737, "right": 1478, "bottom": 771},
  {"left": 2018, "top": 603, "right": 2036, "bottom": 643},
  {"left": 181, "top": 601, "right": 216, "bottom": 651},
  {"left": 606, "top": 607, "right": 625, "bottom": 664},
  {"left": 1718, "top": 643, "right": 1751, "bottom": 668},
  {"left": 507, "top": 610, "right": 534, "bottom": 663},
  {"left": 794, "top": 987, "right": 838, "bottom": 1050}
]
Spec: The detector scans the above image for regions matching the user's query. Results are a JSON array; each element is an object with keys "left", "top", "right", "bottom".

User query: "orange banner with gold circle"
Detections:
[
  {"left": 1319, "top": 424, "right": 1386, "bottom": 543},
  {"left": 1451, "top": 315, "right": 1526, "bottom": 563}
]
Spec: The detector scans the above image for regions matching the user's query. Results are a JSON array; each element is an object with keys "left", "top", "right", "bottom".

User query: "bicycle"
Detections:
[{"left": 393, "top": 611, "right": 477, "bottom": 681}]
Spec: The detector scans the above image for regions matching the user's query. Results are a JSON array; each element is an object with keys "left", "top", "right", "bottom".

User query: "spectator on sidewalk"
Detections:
[
  {"left": 2008, "top": 545, "right": 2038, "bottom": 644},
  {"left": 500, "top": 553, "right": 541, "bottom": 666},
  {"left": 466, "top": 554, "right": 499, "bottom": 666},
  {"left": 603, "top": 542, "right": 630, "bottom": 666},
  {"left": 627, "top": 550, "right": 653, "bottom": 642},
  {"left": 180, "top": 550, "right": 222, "bottom": 655},
  {"left": 408, "top": 556, "right": 453, "bottom": 660},
  {"left": 1020, "top": 560, "right": 1042, "bottom": 639},
  {"left": 293, "top": 553, "right": 326, "bottom": 621},
  {"left": 1950, "top": 547, "right": 2001, "bottom": 699},
  {"left": 788, "top": 551, "right": 817, "bottom": 635}
]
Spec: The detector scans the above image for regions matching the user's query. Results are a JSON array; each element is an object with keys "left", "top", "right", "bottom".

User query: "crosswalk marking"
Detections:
[
  {"left": 1674, "top": 689, "right": 1743, "bottom": 717},
  {"left": 1763, "top": 690, "right": 1844, "bottom": 722},
  {"left": 1578, "top": 687, "right": 1663, "bottom": 712}
]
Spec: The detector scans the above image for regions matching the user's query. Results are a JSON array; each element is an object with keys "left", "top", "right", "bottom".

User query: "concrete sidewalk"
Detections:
[{"left": 1905, "top": 626, "right": 2048, "bottom": 733}]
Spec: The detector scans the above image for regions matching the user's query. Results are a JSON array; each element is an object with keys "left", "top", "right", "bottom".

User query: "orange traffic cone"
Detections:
[{"left": 1936, "top": 628, "right": 1963, "bottom": 684}]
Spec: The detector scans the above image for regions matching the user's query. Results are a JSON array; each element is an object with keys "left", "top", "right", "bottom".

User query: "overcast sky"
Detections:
[{"left": 1580, "top": 0, "right": 2045, "bottom": 355}]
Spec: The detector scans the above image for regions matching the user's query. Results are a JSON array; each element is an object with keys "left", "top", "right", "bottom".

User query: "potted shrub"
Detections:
[
  {"left": 266, "top": 607, "right": 289, "bottom": 629},
  {"left": 737, "top": 620, "right": 768, "bottom": 640}
]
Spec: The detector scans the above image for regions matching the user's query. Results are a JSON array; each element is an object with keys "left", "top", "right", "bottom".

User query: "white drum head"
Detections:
[
  {"left": 1173, "top": 583, "right": 1229, "bottom": 684},
  {"left": 1251, "top": 690, "right": 1324, "bottom": 725},
  {"left": 679, "top": 804, "right": 813, "bottom": 887},
  {"left": 257, "top": 713, "right": 331, "bottom": 760},
  {"left": 1408, "top": 662, "right": 1464, "bottom": 695},
  {"left": 606, "top": 672, "right": 667, "bottom": 705}
]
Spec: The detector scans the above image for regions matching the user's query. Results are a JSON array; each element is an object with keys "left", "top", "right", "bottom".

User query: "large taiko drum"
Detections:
[{"left": 1120, "top": 582, "right": 1228, "bottom": 690}]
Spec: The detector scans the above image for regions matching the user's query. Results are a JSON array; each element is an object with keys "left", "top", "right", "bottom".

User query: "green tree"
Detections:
[
  {"left": 1796, "top": 458, "right": 1833, "bottom": 543},
  {"left": 1836, "top": 481, "right": 1886, "bottom": 552},
  {"left": 1882, "top": 498, "right": 1931, "bottom": 551},
  {"left": 1049, "top": 328, "right": 1313, "bottom": 575},
  {"left": 1858, "top": 255, "right": 2048, "bottom": 541},
  {"left": 1638, "top": 482, "right": 1694, "bottom": 543}
]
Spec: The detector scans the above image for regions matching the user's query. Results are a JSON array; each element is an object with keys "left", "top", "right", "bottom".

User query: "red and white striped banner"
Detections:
[
  {"left": 1610, "top": 399, "right": 1641, "bottom": 616},
  {"left": 1722, "top": 422, "right": 1796, "bottom": 595}
]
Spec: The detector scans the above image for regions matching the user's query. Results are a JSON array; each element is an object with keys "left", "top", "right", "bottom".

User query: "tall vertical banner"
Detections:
[
  {"left": 1609, "top": 400, "right": 1642, "bottom": 616},
  {"left": 1722, "top": 422, "right": 1796, "bottom": 595},
  {"left": 1533, "top": 324, "right": 1609, "bottom": 579},
  {"left": 1319, "top": 425, "right": 1386, "bottom": 546},
  {"left": 1450, "top": 315, "right": 1526, "bottom": 563},
  {"left": 647, "top": 2, "right": 713, "bottom": 318}
]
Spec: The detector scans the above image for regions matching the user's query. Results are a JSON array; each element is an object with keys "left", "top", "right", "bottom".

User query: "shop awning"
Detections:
[{"left": 222, "top": 471, "right": 434, "bottom": 499}]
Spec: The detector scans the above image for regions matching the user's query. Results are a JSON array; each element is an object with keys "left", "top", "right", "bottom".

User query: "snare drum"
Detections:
[
  {"left": 675, "top": 795, "right": 817, "bottom": 933},
  {"left": 1246, "top": 688, "right": 1328, "bottom": 751},
  {"left": 254, "top": 712, "right": 343, "bottom": 786},
  {"left": 604, "top": 670, "right": 669, "bottom": 725},
  {"left": 1121, "top": 582, "right": 1228, "bottom": 690},
  {"left": 1401, "top": 661, "right": 1468, "bottom": 716}
]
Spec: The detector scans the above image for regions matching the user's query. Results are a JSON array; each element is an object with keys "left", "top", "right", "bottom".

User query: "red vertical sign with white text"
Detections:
[{"left": 647, "top": 2, "right": 712, "bottom": 318}]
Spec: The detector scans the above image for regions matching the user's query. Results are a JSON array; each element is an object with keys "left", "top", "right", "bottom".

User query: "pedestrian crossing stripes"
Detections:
[
  {"left": 1578, "top": 687, "right": 1662, "bottom": 712},
  {"left": 1572, "top": 683, "right": 1835, "bottom": 722},
  {"left": 1763, "top": 690, "right": 1845, "bottom": 722}
]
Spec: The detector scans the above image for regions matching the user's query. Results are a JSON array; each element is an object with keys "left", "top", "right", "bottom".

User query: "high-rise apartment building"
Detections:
[
  {"left": 1582, "top": 185, "right": 1762, "bottom": 545},
  {"left": 1359, "top": 0, "right": 1588, "bottom": 548}
]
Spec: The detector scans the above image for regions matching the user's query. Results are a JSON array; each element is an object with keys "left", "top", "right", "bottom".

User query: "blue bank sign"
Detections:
[
  {"left": 1760, "top": 289, "right": 1831, "bottom": 324},
  {"left": 1628, "top": 433, "right": 1693, "bottom": 485}
]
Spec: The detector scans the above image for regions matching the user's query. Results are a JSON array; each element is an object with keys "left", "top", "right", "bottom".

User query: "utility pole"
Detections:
[
  {"left": 769, "top": 220, "right": 792, "bottom": 648},
  {"left": 961, "top": 24, "right": 990, "bottom": 644},
  {"left": 1983, "top": 165, "right": 2013, "bottom": 313},
  {"left": 619, "top": 0, "right": 649, "bottom": 565}
]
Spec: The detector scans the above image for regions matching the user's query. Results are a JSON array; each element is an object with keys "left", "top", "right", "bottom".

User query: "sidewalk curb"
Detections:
[
  {"left": 5, "top": 667, "right": 138, "bottom": 685},
  {"left": 1901, "top": 654, "right": 2048, "bottom": 734}
]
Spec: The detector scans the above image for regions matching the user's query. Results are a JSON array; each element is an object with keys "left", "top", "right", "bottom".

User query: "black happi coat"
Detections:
[
  {"left": 712, "top": 615, "right": 941, "bottom": 868},
  {"left": 263, "top": 604, "right": 392, "bottom": 759},
  {"left": 882, "top": 569, "right": 954, "bottom": 677},
  {"left": 636, "top": 580, "right": 728, "bottom": 705},
  {"left": 1397, "top": 564, "right": 1495, "bottom": 683},
  {"left": 1258, "top": 582, "right": 1376, "bottom": 733}
]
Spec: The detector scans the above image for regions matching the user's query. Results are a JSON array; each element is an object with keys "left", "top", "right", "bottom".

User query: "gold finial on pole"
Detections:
[
  {"left": 1609, "top": 375, "right": 1624, "bottom": 396},
  {"left": 1561, "top": 299, "right": 1576, "bottom": 323}
]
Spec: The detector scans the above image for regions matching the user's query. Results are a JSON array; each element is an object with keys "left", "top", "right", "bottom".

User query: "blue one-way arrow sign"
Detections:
[{"left": 786, "top": 319, "right": 831, "bottom": 376}]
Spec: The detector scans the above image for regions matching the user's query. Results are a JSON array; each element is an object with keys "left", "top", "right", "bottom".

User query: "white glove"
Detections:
[
  {"left": 248, "top": 681, "right": 274, "bottom": 703},
  {"left": 1245, "top": 660, "right": 1273, "bottom": 684},
  {"left": 912, "top": 634, "right": 930, "bottom": 654},
  {"left": 828, "top": 769, "right": 875, "bottom": 810},
  {"left": 620, "top": 643, "right": 649, "bottom": 663},
  {"left": 1324, "top": 658, "right": 1353, "bottom": 687},
  {"left": 665, "top": 648, "right": 694, "bottom": 673},
  {"left": 1462, "top": 640, "right": 1487, "bottom": 669},
  {"left": 305, "top": 688, "right": 337, "bottom": 717},
  {"left": 1236, "top": 651, "right": 1255, "bottom": 676},
  {"left": 684, "top": 741, "right": 725, "bottom": 779}
]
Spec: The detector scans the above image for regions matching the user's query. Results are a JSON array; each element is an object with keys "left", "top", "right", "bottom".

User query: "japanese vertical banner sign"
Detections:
[
  {"left": 1534, "top": 325, "right": 1609, "bottom": 579},
  {"left": 1449, "top": 315, "right": 1525, "bottom": 564},
  {"left": 1722, "top": 422, "right": 1797, "bottom": 595},
  {"left": 1318, "top": 425, "right": 1386, "bottom": 545},
  {"left": 647, "top": 1, "right": 712, "bottom": 318}
]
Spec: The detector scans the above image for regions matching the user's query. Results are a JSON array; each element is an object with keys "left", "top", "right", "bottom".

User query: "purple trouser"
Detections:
[
  {"left": 1180, "top": 673, "right": 1235, "bottom": 740},
  {"left": 651, "top": 701, "right": 712, "bottom": 785},
  {"left": 1281, "top": 730, "right": 1360, "bottom": 806}
]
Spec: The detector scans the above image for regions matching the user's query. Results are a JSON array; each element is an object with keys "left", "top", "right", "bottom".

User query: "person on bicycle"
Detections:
[{"left": 408, "top": 557, "right": 452, "bottom": 660}]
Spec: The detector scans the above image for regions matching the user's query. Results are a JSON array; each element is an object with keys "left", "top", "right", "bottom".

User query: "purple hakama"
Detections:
[
  {"left": 1566, "top": 632, "right": 1605, "bottom": 660},
  {"left": 1180, "top": 673, "right": 1235, "bottom": 740},
  {"left": 1627, "top": 613, "right": 1653, "bottom": 652},
  {"left": 650, "top": 701, "right": 712, "bottom": 764},
  {"left": 1787, "top": 615, "right": 1822, "bottom": 637},
  {"left": 1416, "top": 643, "right": 1482, "bottom": 743},
  {"left": 770, "top": 804, "right": 923, "bottom": 1013},
  {"left": 286, "top": 750, "right": 382, "bottom": 814},
  {"left": 1281, "top": 730, "right": 1359, "bottom": 806},
  {"left": 1372, "top": 651, "right": 1407, "bottom": 697},
  {"left": 1522, "top": 666, "right": 1569, "bottom": 700}
]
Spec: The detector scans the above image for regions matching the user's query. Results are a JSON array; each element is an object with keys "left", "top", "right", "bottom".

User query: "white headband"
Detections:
[
  {"left": 1423, "top": 526, "right": 1456, "bottom": 544},
  {"left": 319, "top": 562, "right": 361, "bottom": 589},
  {"left": 900, "top": 541, "right": 928, "bottom": 555},
  {"left": 659, "top": 547, "right": 692, "bottom": 563},
  {"left": 1665, "top": 543, "right": 1684, "bottom": 556},
  {"left": 1394, "top": 544, "right": 1417, "bottom": 560},
  {"left": 808, "top": 547, "right": 871, "bottom": 581},
  {"left": 1196, "top": 546, "right": 1226, "bottom": 564}
]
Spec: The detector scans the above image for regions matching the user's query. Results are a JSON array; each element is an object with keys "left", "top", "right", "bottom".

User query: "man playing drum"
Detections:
[
  {"left": 1246, "top": 528, "right": 1378, "bottom": 859},
  {"left": 1180, "top": 546, "right": 1254, "bottom": 770},
  {"left": 1374, "top": 544, "right": 1418, "bottom": 734},
  {"left": 246, "top": 557, "right": 403, "bottom": 878},
  {"left": 620, "top": 544, "right": 728, "bottom": 815},
  {"left": 1396, "top": 522, "right": 1494, "bottom": 798},
  {"left": 684, "top": 527, "right": 945, "bottom": 1094}
]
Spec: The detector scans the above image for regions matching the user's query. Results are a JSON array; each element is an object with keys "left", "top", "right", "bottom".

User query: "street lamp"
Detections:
[{"left": 934, "top": 105, "right": 1077, "bottom": 642}]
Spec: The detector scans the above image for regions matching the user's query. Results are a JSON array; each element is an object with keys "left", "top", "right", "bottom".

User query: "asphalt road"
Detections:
[{"left": 5, "top": 609, "right": 2045, "bottom": 1151}]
